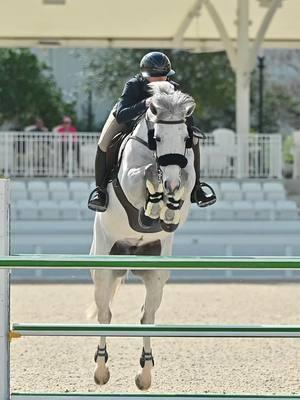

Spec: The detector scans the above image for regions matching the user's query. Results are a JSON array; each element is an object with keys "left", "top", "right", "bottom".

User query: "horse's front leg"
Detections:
[
  {"left": 134, "top": 270, "right": 169, "bottom": 390},
  {"left": 160, "top": 169, "right": 189, "bottom": 231},
  {"left": 93, "top": 270, "right": 120, "bottom": 385},
  {"left": 142, "top": 164, "right": 164, "bottom": 222}
]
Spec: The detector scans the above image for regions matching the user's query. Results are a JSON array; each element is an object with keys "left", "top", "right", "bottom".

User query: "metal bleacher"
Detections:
[
  {"left": 10, "top": 179, "right": 300, "bottom": 223},
  {"left": 9, "top": 178, "right": 300, "bottom": 282}
]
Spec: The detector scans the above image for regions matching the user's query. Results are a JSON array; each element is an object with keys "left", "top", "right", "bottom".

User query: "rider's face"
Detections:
[{"left": 146, "top": 76, "right": 168, "bottom": 82}]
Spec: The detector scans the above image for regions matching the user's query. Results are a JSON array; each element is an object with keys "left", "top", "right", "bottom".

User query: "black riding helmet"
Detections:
[{"left": 140, "top": 52, "right": 175, "bottom": 78}]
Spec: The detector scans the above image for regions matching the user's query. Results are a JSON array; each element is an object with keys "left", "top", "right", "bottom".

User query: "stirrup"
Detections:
[
  {"left": 196, "top": 182, "right": 217, "bottom": 208},
  {"left": 88, "top": 187, "right": 108, "bottom": 212}
]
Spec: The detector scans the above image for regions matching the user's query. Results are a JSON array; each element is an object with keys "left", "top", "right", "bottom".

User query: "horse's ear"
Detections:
[
  {"left": 186, "top": 103, "right": 196, "bottom": 117},
  {"left": 150, "top": 102, "right": 158, "bottom": 115}
]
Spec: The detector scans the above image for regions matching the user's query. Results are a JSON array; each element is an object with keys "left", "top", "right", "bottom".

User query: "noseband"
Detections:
[{"left": 146, "top": 118, "right": 192, "bottom": 169}]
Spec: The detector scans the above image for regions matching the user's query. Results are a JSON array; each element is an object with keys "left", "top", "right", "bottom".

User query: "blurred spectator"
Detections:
[
  {"left": 55, "top": 116, "right": 79, "bottom": 173},
  {"left": 25, "top": 117, "right": 49, "bottom": 133},
  {"left": 15, "top": 118, "right": 49, "bottom": 175},
  {"left": 55, "top": 116, "right": 77, "bottom": 136}
]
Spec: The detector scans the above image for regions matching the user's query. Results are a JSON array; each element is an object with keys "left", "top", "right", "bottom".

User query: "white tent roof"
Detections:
[
  {"left": 0, "top": 0, "right": 299, "bottom": 49},
  {"left": 1, "top": 0, "right": 298, "bottom": 177}
]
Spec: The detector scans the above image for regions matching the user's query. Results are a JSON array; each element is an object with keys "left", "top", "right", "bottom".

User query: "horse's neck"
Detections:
[
  {"left": 118, "top": 118, "right": 151, "bottom": 176},
  {"left": 133, "top": 119, "right": 148, "bottom": 141}
]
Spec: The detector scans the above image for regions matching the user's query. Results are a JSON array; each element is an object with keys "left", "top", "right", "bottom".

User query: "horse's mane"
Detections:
[{"left": 148, "top": 82, "right": 195, "bottom": 119}]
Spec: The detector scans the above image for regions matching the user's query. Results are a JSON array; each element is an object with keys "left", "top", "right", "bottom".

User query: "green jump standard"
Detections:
[
  {"left": 11, "top": 323, "right": 300, "bottom": 338},
  {"left": 1, "top": 255, "right": 300, "bottom": 269}
]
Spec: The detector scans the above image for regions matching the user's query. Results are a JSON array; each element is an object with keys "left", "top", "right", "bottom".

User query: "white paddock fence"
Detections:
[
  {"left": 293, "top": 131, "right": 300, "bottom": 179},
  {"left": 0, "top": 131, "right": 282, "bottom": 179}
]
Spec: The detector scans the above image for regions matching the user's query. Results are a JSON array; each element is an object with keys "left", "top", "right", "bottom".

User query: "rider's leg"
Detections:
[
  {"left": 88, "top": 111, "right": 124, "bottom": 212},
  {"left": 191, "top": 140, "right": 216, "bottom": 207}
]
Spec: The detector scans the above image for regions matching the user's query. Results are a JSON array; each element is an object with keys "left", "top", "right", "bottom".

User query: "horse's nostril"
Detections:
[{"left": 164, "top": 180, "right": 180, "bottom": 194}]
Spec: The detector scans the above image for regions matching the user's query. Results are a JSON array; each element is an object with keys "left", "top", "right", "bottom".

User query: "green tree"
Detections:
[
  {"left": 171, "top": 51, "right": 236, "bottom": 130},
  {"left": 0, "top": 49, "right": 76, "bottom": 129},
  {"left": 83, "top": 48, "right": 235, "bottom": 131},
  {"left": 251, "top": 68, "right": 300, "bottom": 133},
  {"left": 84, "top": 48, "right": 300, "bottom": 133}
]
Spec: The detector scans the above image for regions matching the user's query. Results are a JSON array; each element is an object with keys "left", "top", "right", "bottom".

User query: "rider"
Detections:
[{"left": 88, "top": 51, "right": 216, "bottom": 212}]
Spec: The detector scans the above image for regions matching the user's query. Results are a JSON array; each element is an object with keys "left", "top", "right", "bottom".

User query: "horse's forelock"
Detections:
[
  {"left": 147, "top": 81, "right": 175, "bottom": 96},
  {"left": 148, "top": 82, "right": 195, "bottom": 119}
]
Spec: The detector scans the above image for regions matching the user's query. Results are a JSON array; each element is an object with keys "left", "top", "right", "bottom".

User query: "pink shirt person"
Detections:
[{"left": 57, "top": 116, "right": 78, "bottom": 143}]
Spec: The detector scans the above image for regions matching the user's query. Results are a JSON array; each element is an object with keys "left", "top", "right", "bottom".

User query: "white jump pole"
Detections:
[{"left": 0, "top": 179, "right": 10, "bottom": 400}]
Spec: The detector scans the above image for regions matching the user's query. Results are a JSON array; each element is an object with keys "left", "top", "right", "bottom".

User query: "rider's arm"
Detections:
[{"left": 113, "top": 80, "right": 147, "bottom": 124}]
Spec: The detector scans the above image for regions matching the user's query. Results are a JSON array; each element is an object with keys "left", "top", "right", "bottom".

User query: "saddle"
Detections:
[
  {"left": 105, "top": 130, "right": 131, "bottom": 183},
  {"left": 106, "top": 115, "right": 145, "bottom": 183}
]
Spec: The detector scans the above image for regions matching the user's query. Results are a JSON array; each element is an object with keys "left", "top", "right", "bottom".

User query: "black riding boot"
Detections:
[
  {"left": 191, "top": 142, "right": 216, "bottom": 207},
  {"left": 88, "top": 147, "right": 109, "bottom": 212}
]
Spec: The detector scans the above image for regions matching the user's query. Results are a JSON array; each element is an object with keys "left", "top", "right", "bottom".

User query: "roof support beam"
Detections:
[
  {"left": 172, "top": 0, "right": 205, "bottom": 47},
  {"left": 248, "top": 0, "right": 283, "bottom": 72},
  {"left": 204, "top": 0, "right": 237, "bottom": 69},
  {"left": 235, "top": 0, "right": 250, "bottom": 178}
]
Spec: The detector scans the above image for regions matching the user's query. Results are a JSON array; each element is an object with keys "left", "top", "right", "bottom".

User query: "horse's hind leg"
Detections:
[
  {"left": 93, "top": 270, "right": 123, "bottom": 385},
  {"left": 134, "top": 269, "right": 169, "bottom": 390}
]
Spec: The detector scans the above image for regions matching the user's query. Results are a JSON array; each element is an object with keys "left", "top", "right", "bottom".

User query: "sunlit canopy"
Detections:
[
  {"left": 1, "top": 0, "right": 298, "bottom": 177},
  {"left": 0, "top": 0, "right": 299, "bottom": 49}
]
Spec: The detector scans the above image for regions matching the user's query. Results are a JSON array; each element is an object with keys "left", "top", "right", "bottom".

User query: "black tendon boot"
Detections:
[
  {"left": 88, "top": 147, "right": 109, "bottom": 212},
  {"left": 191, "top": 141, "right": 216, "bottom": 207}
]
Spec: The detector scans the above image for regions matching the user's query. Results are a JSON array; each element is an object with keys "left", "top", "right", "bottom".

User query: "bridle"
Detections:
[
  {"left": 128, "top": 115, "right": 204, "bottom": 179},
  {"left": 145, "top": 117, "right": 193, "bottom": 170}
]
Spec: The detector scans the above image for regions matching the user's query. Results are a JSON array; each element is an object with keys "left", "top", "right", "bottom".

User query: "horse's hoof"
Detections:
[
  {"left": 138, "top": 208, "right": 159, "bottom": 229},
  {"left": 94, "top": 366, "right": 110, "bottom": 385},
  {"left": 135, "top": 373, "right": 151, "bottom": 391},
  {"left": 160, "top": 220, "right": 178, "bottom": 232}
]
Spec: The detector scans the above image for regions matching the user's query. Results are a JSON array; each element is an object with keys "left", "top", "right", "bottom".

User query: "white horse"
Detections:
[{"left": 90, "top": 82, "right": 199, "bottom": 390}]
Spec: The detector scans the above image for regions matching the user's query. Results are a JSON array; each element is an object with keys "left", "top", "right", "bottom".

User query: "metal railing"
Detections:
[
  {"left": 200, "top": 133, "right": 282, "bottom": 178},
  {"left": 0, "top": 131, "right": 282, "bottom": 178}
]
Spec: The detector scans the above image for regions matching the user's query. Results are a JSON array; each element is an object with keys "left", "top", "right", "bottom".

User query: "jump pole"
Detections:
[
  {"left": 9, "top": 394, "right": 300, "bottom": 400},
  {"left": 2, "top": 178, "right": 300, "bottom": 399},
  {"left": 0, "top": 179, "right": 10, "bottom": 400}
]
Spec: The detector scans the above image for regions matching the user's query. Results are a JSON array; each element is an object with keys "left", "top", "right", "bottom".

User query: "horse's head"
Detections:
[{"left": 146, "top": 82, "right": 196, "bottom": 195}]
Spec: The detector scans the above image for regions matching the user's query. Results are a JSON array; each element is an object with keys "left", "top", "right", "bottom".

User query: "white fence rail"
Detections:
[{"left": 0, "top": 131, "right": 282, "bottom": 178}]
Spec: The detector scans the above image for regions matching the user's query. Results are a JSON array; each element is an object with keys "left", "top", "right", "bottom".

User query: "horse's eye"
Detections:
[{"left": 155, "top": 136, "right": 161, "bottom": 142}]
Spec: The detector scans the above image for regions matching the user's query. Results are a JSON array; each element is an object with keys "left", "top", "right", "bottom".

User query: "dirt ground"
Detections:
[{"left": 10, "top": 283, "right": 300, "bottom": 396}]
